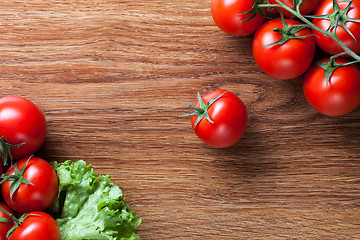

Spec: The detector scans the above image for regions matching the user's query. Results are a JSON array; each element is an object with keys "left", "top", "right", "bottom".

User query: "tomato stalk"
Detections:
[
  {"left": 266, "top": 11, "right": 313, "bottom": 47},
  {"left": 0, "top": 204, "right": 41, "bottom": 239},
  {"left": 308, "top": 0, "right": 360, "bottom": 42},
  {"left": 0, "top": 204, "right": 20, "bottom": 239},
  {"left": 0, "top": 156, "right": 34, "bottom": 203},
  {"left": 0, "top": 206, "right": 17, "bottom": 225},
  {"left": 187, "top": 105, "right": 206, "bottom": 114},
  {"left": 259, "top": 0, "right": 360, "bottom": 62},
  {"left": 0, "top": 137, "right": 24, "bottom": 166},
  {"left": 241, "top": 0, "right": 269, "bottom": 22},
  {"left": 180, "top": 91, "right": 227, "bottom": 128},
  {"left": 315, "top": 52, "right": 355, "bottom": 84}
]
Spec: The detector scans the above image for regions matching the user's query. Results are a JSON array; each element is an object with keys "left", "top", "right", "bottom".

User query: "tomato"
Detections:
[
  {"left": 252, "top": 18, "right": 316, "bottom": 80},
  {"left": 268, "top": 0, "right": 320, "bottom": 17},
  {"left": 312, "top": 0, "right": 360, "bottom": 55},
  {"left": 1, "top": 156, "right": 59, "bottom": 213},
  {"left": 183, "top": 90, "right": 247, "bottom": 148},
  {"left": 0, "top": 96, "right": 47, "bottom": 164},
  {"left": 211, "top": 0, "right": 266, "bottom": 36},
  {"left": 0, "top": 202, "right": 14, "bottom": 240},
  {"left": 303, "top": 58, "right": 360, "bottom": 116},
  {"left": 8, "top": 211, "right": 60, "bottom": 240}
]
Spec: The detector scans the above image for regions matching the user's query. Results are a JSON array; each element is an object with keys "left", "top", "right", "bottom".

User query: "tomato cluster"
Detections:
[
  {"left": 211, "top": 0, "right": 360, "bottom": 117},
  {"left": 0, "top": 96, "right": 60, "bottom": 240}
]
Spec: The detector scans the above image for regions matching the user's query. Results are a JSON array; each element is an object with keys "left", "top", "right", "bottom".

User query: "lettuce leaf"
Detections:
[{"left": 50, "top": 160, "right": 141, "bottom": 240}]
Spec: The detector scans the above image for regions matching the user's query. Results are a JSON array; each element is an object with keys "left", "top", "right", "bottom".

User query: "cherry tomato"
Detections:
[
  {"left": 1, "top": 156, "right": 59, "bottom": 213},
  {"left": 8, "top": 211, "right": 60, "bottom": 240},
  {"left": 268, "top": 0, "right": 320, "bottom": 17},
  {"left": 303, "top": 58, "right": 360, "bottom": 116},
  {"left": 185, "top": 90, "right": 247, "bottom": 148},
  {"left": 312, "top": 0, "right": 360, "bottom": 55},
  {"left": 252, "top": 18, "right": 316, "bottom": 80},
  {"left": 211, "top": 0, "right": 266, "bottom": 36},
  {"left": 0, "top": 96, "right": 47, "bottom": 163},
  {"left": 0, "top": 202, "right": 14, "bottom": 240}
]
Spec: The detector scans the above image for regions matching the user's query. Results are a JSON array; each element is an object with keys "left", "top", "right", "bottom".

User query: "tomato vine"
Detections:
[
  {"left": 251, "top": 0, "right": 360, "bottom": 84},
  {"left": 258, "top": 0, "right": 360, "bottom": 62}
]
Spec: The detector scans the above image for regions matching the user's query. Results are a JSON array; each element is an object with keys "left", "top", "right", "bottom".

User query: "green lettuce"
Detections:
[{"left": 50, "top": 160, "right": 141, "bottom": 240}]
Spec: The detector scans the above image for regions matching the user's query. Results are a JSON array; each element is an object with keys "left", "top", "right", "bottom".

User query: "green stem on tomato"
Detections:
[
  {"left": 0, "top": 205, "right": 19, "bottom": 225},
  {"left": 258, "top": 3, "right": 281, "bottom": 8},
  {"left": 187, "top": 105, "right": 205, "bottom": 114},
  {"left": 259, "top": 0, "right": 360, "bottom": 62}
]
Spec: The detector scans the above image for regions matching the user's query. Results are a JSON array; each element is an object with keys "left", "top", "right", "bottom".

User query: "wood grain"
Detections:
[{"left": 1, "top": 1, "right": 360, "bottom": 239}]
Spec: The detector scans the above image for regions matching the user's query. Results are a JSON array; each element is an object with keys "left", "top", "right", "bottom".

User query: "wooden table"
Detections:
[{"left": 1, "top": 1, "right": 360, "bottom": 239}]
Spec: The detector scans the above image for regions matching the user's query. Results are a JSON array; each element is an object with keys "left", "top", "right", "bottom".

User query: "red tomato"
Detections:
[
  {"left": 1, "top": 156, "right": 59, "bottom": 213},
  {"left": 252, "top": 18, "right": 316, "bottom": 80},
  {"left": 186, "top": 90, "right": 247, "bottom": 148},
  {"left": 211, "top": 0, "right": 266, "bottom": 36},
  {"left": 312, "top": 0, "right": 360, "bottom": 55},
  {"left": 0, "top": 96, "right": 47, "bottom": 163},
  {"left": 268, "top": 0, "right": 320, "bottom": 17},
  {"left": 303, "top": 58, "right": 360, "bottom": 116},
  {"left": 8, "top": 211, "right": 60, "bottom": 240},
  {"left": 0, "top": 202, "right": 14, "bottom": 240}
]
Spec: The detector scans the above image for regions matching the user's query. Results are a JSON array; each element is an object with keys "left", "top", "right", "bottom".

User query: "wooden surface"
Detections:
[{"left": 1, "top": 1, "right": 360, "bottom": 239}]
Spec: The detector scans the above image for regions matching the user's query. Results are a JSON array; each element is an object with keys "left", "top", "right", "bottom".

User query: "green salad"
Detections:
[{"left": 50, "top": 160, "right": 141, "bottom": 240}]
